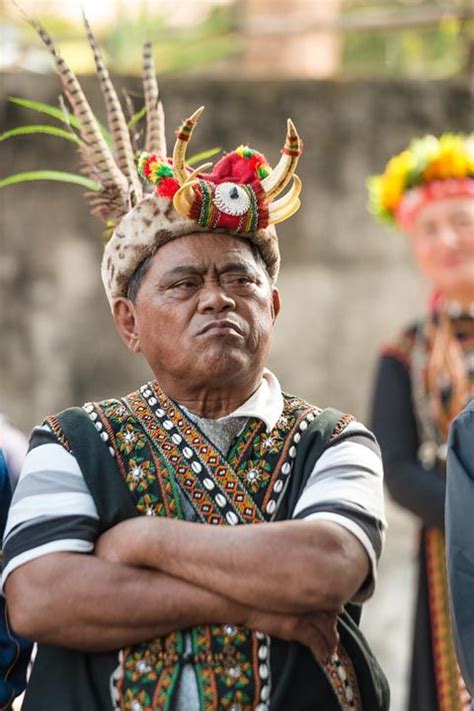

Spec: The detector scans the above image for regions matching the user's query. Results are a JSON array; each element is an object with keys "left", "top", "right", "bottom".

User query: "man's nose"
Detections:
[{"left": 197, "top": 283, "right": 236, "bottom": 312}]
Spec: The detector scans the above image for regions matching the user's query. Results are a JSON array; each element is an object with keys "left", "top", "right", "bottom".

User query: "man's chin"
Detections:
[{"left": 197, "top": 347, "right": 250, "bottom": 377}]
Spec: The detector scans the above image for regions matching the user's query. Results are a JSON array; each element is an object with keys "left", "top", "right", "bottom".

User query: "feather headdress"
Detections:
[{"left": 1, "top": 14, "right": 304, "bottom": 306}]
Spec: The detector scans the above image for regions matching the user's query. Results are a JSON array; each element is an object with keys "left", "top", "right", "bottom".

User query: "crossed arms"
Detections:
[{"left": 5, "top": 517, "right": 369, "bottom": 660}]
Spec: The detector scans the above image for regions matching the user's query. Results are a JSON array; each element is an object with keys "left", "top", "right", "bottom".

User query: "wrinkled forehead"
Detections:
[{"left": 151, "top": 232, "right": 266, "bottom": 274}]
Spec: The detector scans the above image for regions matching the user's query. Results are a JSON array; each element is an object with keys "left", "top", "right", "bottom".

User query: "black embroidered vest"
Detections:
[{"left": 22, "top": 382, "right": 389, "bottom": 711}]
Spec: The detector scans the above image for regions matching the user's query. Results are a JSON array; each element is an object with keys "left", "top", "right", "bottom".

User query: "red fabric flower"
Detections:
[{"left": 201, "top": 151, "right": 269, "bottom": 186}]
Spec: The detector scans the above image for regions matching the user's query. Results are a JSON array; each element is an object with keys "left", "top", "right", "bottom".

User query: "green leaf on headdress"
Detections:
[
  {"left": 0, "top": 170, "right": 101, "bottom": 191},
  {"left": 187, "top": 147, "right": 221, "bottom": 166},
  {"left": 405, "top": 166, "right": 422, "bottom": 190},
  {"left": 8, "top": 97, "right": 112, "bottom": 149},
  {"left": 0, "top": 125, "right": 81, "bottom": 144},
  {"left": 9, "top": 97, "right": 82, "bottom": 128},
  {"left": 127, "top": 105, "right": 147, "bottom": 129}
]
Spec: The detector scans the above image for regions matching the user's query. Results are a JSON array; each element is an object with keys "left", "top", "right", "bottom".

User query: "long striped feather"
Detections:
[
  {"left": 83, "top": 14, "right": 142, "bottom": 203},
  {"left": 29, "top": 16, "right": 129, "bottom": 217},
  {"left": 143, "top": 42, "right": 166, "bottom": 156}
]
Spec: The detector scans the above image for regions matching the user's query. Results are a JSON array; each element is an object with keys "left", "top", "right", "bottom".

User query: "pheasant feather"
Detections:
[
  {"left": 83, "top": 14, "right": 142, "bottom": 204},
  {"left": 143, "top": 42, "right": 166, "bottom": 156},
  {"left": 30, "top": 17, "right": 129, "bottom": 218}
]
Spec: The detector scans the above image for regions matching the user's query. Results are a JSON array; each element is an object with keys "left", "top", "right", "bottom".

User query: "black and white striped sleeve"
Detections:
[
  {"left": 292, "top": 420, "right": 386, "bottom": 602},
  {"left": 1, "top": 424, "right": 99, "bottom": 591}
]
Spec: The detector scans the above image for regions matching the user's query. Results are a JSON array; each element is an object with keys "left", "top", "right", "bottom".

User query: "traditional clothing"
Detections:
[
  {"left": 2, "top": 16, "right": 301, "bottom": 305},
  {"left": 3, "top": 372, "right": 388, "bottom": 710},
  {"left": 372, "top": 308, "right": 474, "bottom": 711},
  {"left": 369, "top": 133, "right": 474, "bottom": 711},
  {"left": 1, "top": 15, "right": 389, "bottom": 711}
]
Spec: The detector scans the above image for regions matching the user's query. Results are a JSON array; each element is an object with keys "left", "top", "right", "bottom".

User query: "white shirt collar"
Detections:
[{"left": 214, "top": 369, "right": 283, "bottom": 432}]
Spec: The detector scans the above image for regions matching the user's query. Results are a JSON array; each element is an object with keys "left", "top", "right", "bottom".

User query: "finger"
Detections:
[
  {"left": 308, "top": 615, "right": 339, "bottom": 655},
  {"left": 299, "top": 620, "right": 333, "bottom": 661},
  {"left": 259, "top": 614, "right": 330, "bottom": 660},
  {"left": 307, "top": 626, "right": 332, "bottom": 662}
]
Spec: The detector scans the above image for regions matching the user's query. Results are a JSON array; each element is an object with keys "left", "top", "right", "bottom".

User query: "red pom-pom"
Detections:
[
  {"left": 142, "top": 159, "right": 153, "bottom": 179},
  {"left": 156, "top": 177, "right": 180, "bottom": 199}
]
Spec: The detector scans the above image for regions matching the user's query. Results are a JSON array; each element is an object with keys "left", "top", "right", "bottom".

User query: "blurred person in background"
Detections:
[
  {"left": 369, "top": 133, "right": 474, "bottom": 711},
  {"left": 1, "top": 446, "right": 32, "bottom": 709},
  {"left": 0, "top": 416, "right": 28, "bottom": 491},
  {"left": 446, "top": 399, "right": 474, "bottom": 708},
  {"left": 0, "top": 18, "right": 390, "bottom": 711}
]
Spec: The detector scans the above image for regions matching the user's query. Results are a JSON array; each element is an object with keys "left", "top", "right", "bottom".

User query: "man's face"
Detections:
[
  {"left": 115, "top": 232, "right": 280, "bottom": 390},
  {"left": 408, "top": 197, "right": 474, "bottom": 299}
]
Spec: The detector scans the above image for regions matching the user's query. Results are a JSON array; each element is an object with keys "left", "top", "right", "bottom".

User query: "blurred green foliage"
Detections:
[
  {"left": 7, "top": 4, "right": 241, "bottom": 75},
  {"left": 3, "top": 0, "right": 472, "bottom": 78},
  {"left": 341, "top": 0, "right": 473, "bottom": 76},
  {"left": 104, "top": 5, "right": 241, "bottom": 74}
]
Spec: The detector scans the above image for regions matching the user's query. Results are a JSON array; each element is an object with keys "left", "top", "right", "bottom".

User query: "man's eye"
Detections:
[
  {"left": 223, "top": 274, "right": 254, "bottom": 286},
  {"left": 172, "top": 280, "right": 199, "bottom": 289}
]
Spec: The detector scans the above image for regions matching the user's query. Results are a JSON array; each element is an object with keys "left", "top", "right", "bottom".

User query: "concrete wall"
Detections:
[
  {"left": 1, "top": 74, "right": 472, "bottom": 710},
  {"left": 2, "top": 74, "right": 472, "bottom": 431}
]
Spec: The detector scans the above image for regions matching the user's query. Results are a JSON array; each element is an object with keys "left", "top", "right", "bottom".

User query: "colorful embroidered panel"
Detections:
[
  {"left": 383, "top": 314, "right": 474, "bottom": 451},
  {"left": 324, "top": 648, "right": 362, "bottom": 711},
  {"left": 426, "top": 529, "right": 472, "bottom": 711},
  {"left": 82, "top": 381, "right": 361, "bottom": 711}
]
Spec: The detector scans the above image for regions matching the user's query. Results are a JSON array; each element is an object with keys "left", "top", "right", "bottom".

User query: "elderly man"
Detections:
[
  {"left": 1, "top": 19, "right": 388, "bottom": 711},
  {"left": 446, "top": 400, "right": 474, "bottom": 706}
]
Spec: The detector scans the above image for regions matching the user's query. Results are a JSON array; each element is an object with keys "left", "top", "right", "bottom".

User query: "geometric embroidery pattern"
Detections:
[{"left": 81, "top": 382, "right": 360, "bottom": 710}]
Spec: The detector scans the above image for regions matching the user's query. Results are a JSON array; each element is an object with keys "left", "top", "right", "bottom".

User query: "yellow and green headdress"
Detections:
[{"left": 368, "top": 133, "right": 474, "bottom": 229}]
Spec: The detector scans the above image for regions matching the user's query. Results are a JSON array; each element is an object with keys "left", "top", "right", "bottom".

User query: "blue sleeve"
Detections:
[
  {"left": 0, "top": 448, "right": 32, "bottom": 705},
  {"left": 446, "top": 400, "right": 474, "bottom": 695},
  {"left": 0, "top": 451, "right": 12, "bottom": 536}
]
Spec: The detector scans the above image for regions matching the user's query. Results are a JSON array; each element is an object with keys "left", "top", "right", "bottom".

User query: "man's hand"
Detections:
[{"left": 247, "top": 608, "right": 340, "bottom": 663}]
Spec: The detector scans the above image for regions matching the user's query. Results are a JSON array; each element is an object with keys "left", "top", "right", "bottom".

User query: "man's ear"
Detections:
[
  {"left": 272, "top": 288, "right": 281, "bottom": 322},
  {"left": 112, "top": 298, "right": 141, "bottom": 353}
]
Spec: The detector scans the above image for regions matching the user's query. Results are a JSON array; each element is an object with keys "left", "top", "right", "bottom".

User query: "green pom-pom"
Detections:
[
  {"left": 155, "top": 163, "right": 173, "bottom": 179},
  {"left": 257, "top": 165, "right": 271, "bottom": 179}
]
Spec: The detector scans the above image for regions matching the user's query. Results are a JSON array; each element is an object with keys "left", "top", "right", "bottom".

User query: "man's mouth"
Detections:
[{"left": 198, "top": 320, "right": 243, "bottom": 336}]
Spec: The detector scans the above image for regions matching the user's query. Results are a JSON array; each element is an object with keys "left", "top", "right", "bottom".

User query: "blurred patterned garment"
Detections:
[
  {"left": 0, "top": 449, "right": 32, "bottom": 709},
  {"left": 370, "top": 133, "right": 474, "bottom": 711},
  {"left": 446, "top": 400, "right": 474, "bottom": 709},
  {"left": 0, "top": 417, "right": 28, "bottom": 490}
]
